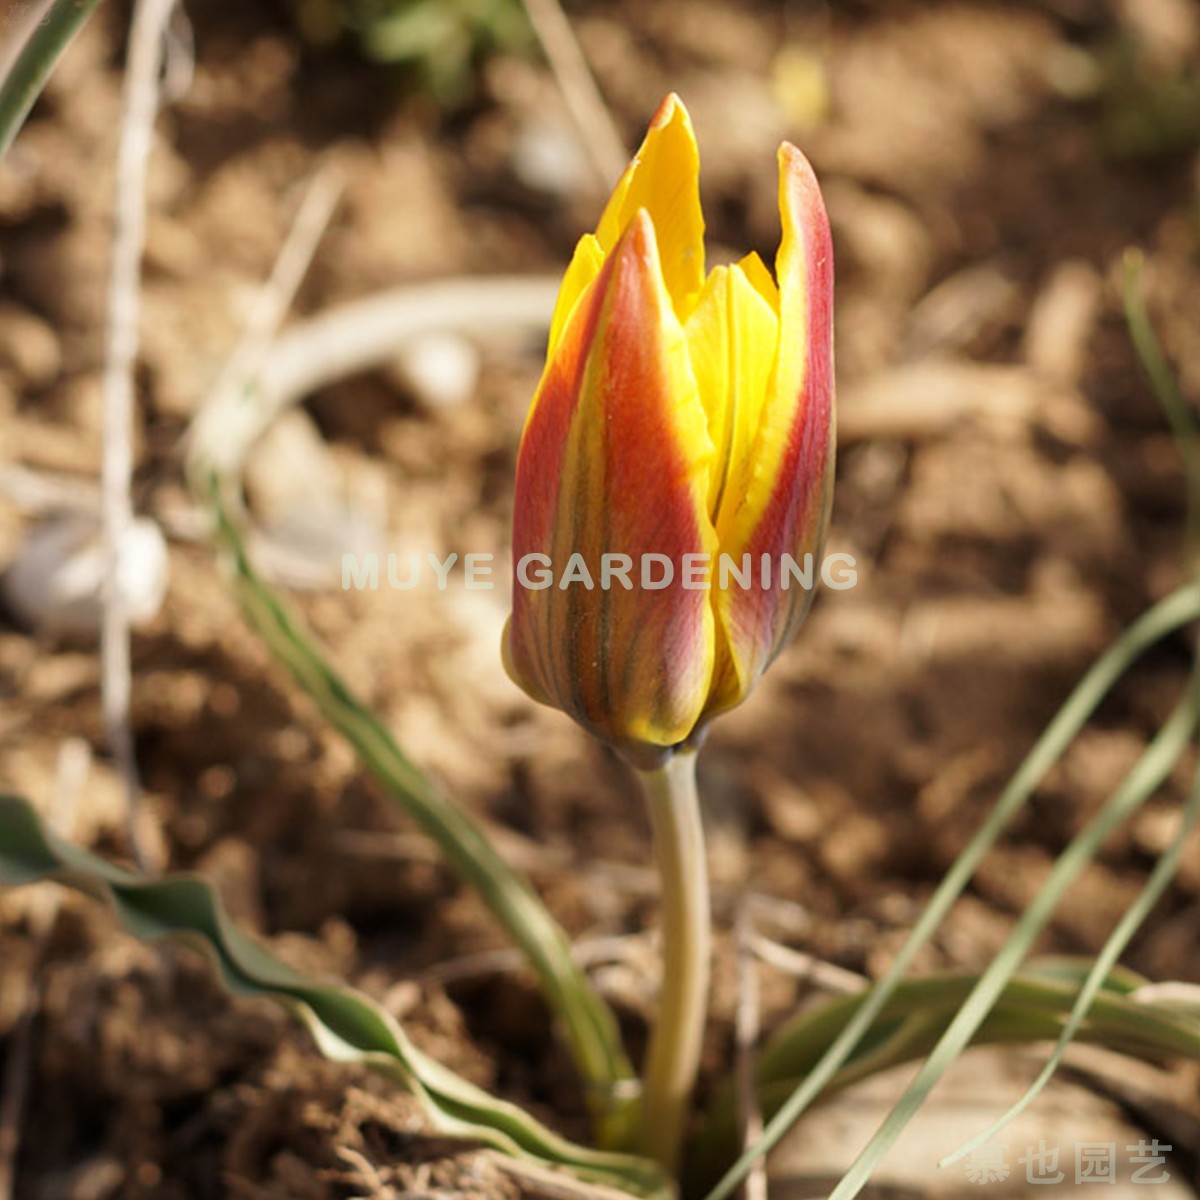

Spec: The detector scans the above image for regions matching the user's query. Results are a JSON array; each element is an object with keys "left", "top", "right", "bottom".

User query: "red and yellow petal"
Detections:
[
  {"left": 505, "top": 211, "right": 719, "bottom": 752},
  {"left": 706, "top": 143, "right": 835, "bottom": 716},
  {"left": 510, "top": 94, "right": 836, "bottom": 753}
]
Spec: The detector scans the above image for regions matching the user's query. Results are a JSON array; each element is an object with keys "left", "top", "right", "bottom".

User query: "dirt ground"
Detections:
[{"left": 2, "top": 0, "right": 1200, "bottom": 1197}]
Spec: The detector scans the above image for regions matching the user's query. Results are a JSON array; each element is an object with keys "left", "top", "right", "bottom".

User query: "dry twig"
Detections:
[
  {"left": 519, "top": 0, "right": 626, "bottom": 187},
  {"left": 0, "top": 463, "right": 100, "bottom": 513},
  {"left": 187, "top": 160, "right": 344, "bottom": 512},
  {"left": 734, "top": 902, "right": 767, "bottom": 1200},
  {"left": 749, "top": 936, "right": 868, "bottom": 995},
  {"left": 491, "top": 1154, "right": 657, "bottom": 1200},
  {"left": 101, "top": 0, "right": 179, "bottom": 872}
]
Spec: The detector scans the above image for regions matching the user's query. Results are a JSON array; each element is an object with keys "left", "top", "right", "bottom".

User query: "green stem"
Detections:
[
  {"left": 0, "top": 0, "right": 106, "bottom": 161},
  {"left": 636, "top": 748, "right": 711, "bottom": 1173}
]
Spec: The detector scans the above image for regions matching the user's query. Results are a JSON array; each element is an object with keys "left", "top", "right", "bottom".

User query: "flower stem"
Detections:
[{"left": 636, "top": 748, "right": 711, "bottom": 1173}]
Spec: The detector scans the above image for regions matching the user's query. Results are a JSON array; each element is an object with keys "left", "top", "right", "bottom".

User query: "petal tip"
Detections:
[
  {"left": 646, "top": 93, "right": 698, "bottom": 159},
  {"left": 777, "top": 141, "right": 832, "bottom": 264},
  {"left": 778, "top": 143, "right": 825, "bottom": 211},
  {"left": 611, "top": 207, "right": 660, "bottom": 273},
  {"left": 650, "top": 91, "right": 690, "bottom": 130},
  {"left": 778, "top": 140, "right": 813, "bottom": 173}
]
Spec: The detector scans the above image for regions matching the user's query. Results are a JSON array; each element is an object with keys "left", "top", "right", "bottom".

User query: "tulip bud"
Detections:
[{"left": 504, "top": 94, "right": 834, "bottom": 763}]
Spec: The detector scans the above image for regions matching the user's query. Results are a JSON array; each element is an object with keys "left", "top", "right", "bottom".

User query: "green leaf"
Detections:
[
  {"left": 202, "top": 478, "right": 637, "bottom": 1147},
  {"left": 699, "top": 579, "right": 1200, "bottom": 1200},
  {"left": 0, "top": 792, "right": 669, "bottom": 1200},
  {"left": 940, "top": 752, "right": 1200, "bottom": 1168},
  {"left": 0, "top": 0, "right": 107, "bottom": 161},
  {"left": 1124, "top": 250, "right": 1200, "bottom": 567},
  {"left": 818, "top": 671, "right": 1200, "bottom": 1200},
  {"left": 931, "top": 270, "right": 1200, "bottom": 1169},
  {"left": 689, "top": 962, "right": 1200, "bottom": 1191}
]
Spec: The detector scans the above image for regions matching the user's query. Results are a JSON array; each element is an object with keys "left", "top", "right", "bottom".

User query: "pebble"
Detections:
[
  {"left": 391, "top": 331, "right": 481, "bottom": 412},
  {"left": 0, "top": 511, "right": 168, "bottom": 639},
  {"left": 0, "top": 302, "right": 61, "bottom": 388}
]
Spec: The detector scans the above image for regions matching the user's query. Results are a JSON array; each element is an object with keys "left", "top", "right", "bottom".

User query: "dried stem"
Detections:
[
  {"left": 519, "top": 0, "right": 626, "bottom": 186},
  {"left": 188, "top": 276, "right": 559, "bottom": 487},
  {"left": 734, "top": 902, "right": 766, "bottom": 1200},
  {"left": 101, "top": 0, "right": 177, "bottom": 872}
]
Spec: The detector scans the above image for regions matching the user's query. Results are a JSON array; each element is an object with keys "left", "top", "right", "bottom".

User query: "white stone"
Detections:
[{"left": 1, "top": 512, "right": 168, "bottom": 638}]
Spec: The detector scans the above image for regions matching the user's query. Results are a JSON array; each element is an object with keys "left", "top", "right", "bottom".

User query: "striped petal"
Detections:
[
  {"left": 505, "top": 211, "right": 719, "bottom": 755},
  {"left": 706, "top": 143, "right": 835, "bottom": 716}
]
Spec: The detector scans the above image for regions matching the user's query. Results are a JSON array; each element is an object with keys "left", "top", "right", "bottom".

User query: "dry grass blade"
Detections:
[
  {"left": 519, "top": 0, "right": 626, "bottom": 186},
  {"left": 734, "top": 902, "right": 767, "bottom": 1200},
  {"left": 750, "top": 937, "right": 868, "bottom": 995},
  {"left": 101, "top": 0, "right": 179, "bottom": 873},
  {"left": 189, "top": 163, "right": 344, "bottom": 494}
]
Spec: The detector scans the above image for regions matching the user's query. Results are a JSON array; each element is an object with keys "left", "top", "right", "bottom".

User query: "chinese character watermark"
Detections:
[
  {"left": 1020, "top": 1140, "right": 1065, "bottom": 1185},
  {"left": 1076, "top": 1143, "right": 1117, "bottom": 1185},
  {"left": 964, "top": 1144, "right": 1010, "bottom": 1185},
  {"left": 956, "top": 1139, "right": 1172, "bottom": 1186},
  {"left": 3, "top": 1, "right": 51, "bottom": 28},
  {"left": 1129, "top": 1140, "right": 1173, "bottom": 1185}
]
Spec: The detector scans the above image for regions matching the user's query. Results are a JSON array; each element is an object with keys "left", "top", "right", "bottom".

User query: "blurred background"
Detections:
[{"left": 1, "top": 0, "right": 1200, "bottom": 1196}]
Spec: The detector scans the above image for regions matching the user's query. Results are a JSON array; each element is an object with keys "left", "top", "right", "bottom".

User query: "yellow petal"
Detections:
[
  {"left": 595, "top": 94, "right": 705, "bottom": 316},
  {"left": 546, "top": 233, "right": 605, "bottom": 362},
  {"left": 684, "top": 263, "right": 779, "bottom": 522},
  {"left": 707, "top": 143, "right": 835, "bottom": 716},
  {"left": 736, "top": 250, "right": 779, "bottom": 313}
]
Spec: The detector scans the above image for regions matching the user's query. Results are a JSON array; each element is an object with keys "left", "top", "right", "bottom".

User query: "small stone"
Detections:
[
  {"left": 391, "top": 332, "right": 481, "bottom": 412},
  {"left": 0, "top": 512, "right": 168, "bottom": 639},
  {"left": 510, "top": 115, "right": 590, "bottom": 198},
  {"left": 0, "top": 302, "right": 61, "bottom": 388}
]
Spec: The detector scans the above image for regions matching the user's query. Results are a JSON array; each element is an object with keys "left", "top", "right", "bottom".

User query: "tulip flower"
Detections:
[
  {"left": 503, "top": 94, "right": 834, "bottom": 1174},
  {"left": 503, "top": 93, "right": 834, "bottom": 766},
  {"left": 506, "top": 96, "right": 835, "bottom": 1171}
]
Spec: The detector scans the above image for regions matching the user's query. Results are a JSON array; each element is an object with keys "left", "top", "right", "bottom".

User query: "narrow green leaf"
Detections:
[
  {"left": 0, "top": 792, "right": 668, "bottom": 1200},
  {"left": 822, "top": 674, "right": 1200, "bottom": 1200},
  {"left": 0, "top": 0, "right": 106, "bottom": 161},
  {"left": 700, "top": 579, "right": 1200, "bottom": 1200},
  {"left": 1124, "top": 250, "right": 1200, "bottom": 568},
  {"left": 689, "top": 963, "right": 1200, "bottom": 1188},
  {"left": 940, "top": 744, "right": 1200, "bottom": 1168},
  {"left": 933, "top": 267, "right": 1200, "bottom": 1168},
  {"left": 202, "top": 478, "right": 636, "bottom": 1147}
]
